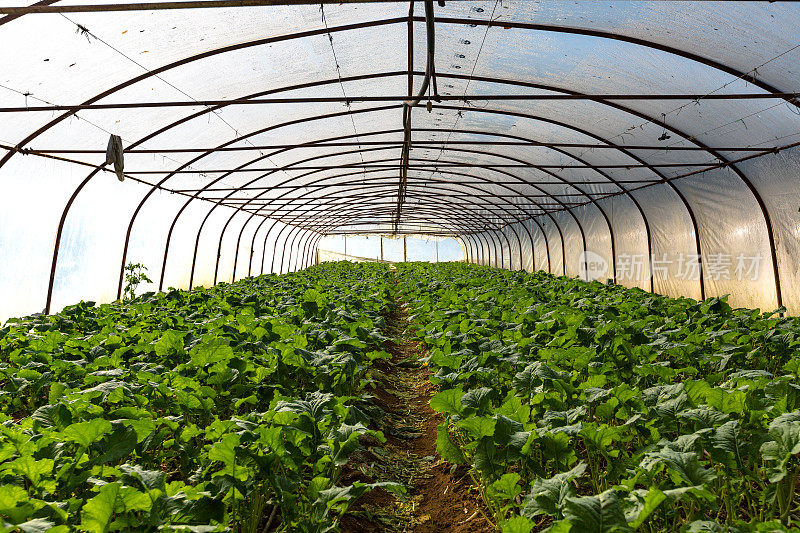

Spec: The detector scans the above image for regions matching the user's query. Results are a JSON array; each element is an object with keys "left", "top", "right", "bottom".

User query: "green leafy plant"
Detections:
[
  {"left": 395, "top": 262, "right": 800, "bottom": 532},
  {"left": 0, "top": 262, "right": 399, "bottom": 532},
  {"left": 122, "top": 262, "right": 153, "bottom": 301}
]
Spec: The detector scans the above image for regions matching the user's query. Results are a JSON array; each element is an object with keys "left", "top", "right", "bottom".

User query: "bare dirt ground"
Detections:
[{"left": 340, "top": 293, "right": 493, "bottom": 533}]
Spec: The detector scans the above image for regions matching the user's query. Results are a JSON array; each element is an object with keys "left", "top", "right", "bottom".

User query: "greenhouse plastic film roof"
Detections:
[{"left": 1, "top": 0, "right": 799, "bottom": 320}]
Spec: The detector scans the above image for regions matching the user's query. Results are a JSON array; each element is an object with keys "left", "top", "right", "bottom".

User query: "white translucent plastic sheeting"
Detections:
[
  {"left": 737, "top": 145, "right": 800, "bottom": 314},
  {"left": 0, "top": 156, "right": 83, "bottom": 320},
  {"left": 595, "top": 195, "right": 649, "bottom": 291}
]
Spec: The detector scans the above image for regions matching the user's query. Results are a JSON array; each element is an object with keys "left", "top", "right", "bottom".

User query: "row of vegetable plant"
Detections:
[
  {"left": 0, "top": 262, "right": 400, "bottom": 532},
  {"left": 396, "top": 262, "right": 800, "bottom": 533}
]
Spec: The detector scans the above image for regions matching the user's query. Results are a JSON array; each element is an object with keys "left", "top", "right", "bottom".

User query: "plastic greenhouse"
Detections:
[{"left": 2, "top": 1, "right": 800, "bottom": 531}]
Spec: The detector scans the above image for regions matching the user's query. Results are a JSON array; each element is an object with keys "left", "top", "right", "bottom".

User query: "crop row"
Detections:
[
  {"left": 397, "top": 262, "right": 800, "bottom": 533},
  {"left": 0, "top": 262, "right": 399, "bottom": 532}
]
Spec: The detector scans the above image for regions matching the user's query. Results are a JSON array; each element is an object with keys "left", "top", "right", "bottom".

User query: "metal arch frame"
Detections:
[
  {"left": 467, "top": 234, "right": 486, "bottom": 267},
  {"left": 0, "top": 0, "right": 57, "bottom": 26},
  {"left": 46, "top": 97, "right": 733, "bottom": 302},
  {"left": 42, "top": 98, "right": 616, "bottom": 308},
  {"left": 219, "top": 128, "right": 578, "bottom": 280},
  {"left": 475, "top": 231, "right": 497, "bottom": 267},
  {"left": 242, "top": 163, "right": 556, "bottom": 276},
  {"left": 140, "top": 88, "right": 726, "bottom": 301},
  {"left": 266, "top": 197, "right": 506, "bottom": 269},
  {"left": 425, "top": 89, "right": 705, "bottom": 295},
  {"left": 454, "top": 231, "right": 479, "bottom": 265},
  {"left": 305, "top": 232, "right": 323, "bottom": 268},
  {"left": 459, "top": 234, "right": 472, "bottom": 264},
  {"left": 255, "top": 182, "right": 506, "bottom": 272},
  {"left": 462, "top": 234, "right": 477, "bottom": 264},
  {"left": 467, "top": 232, "right": 486, "bottom": 265},
  {"left": 159, "top": 133, "right": 547, "bottom": 288},
  {"left": 429, "top": 15, "right": 790, "bottom": 305},
  {"left": 476, "top": 232, "right": 495, "bottom": 268},
  {"left": 15, "top": 18, "right": 788, "bottom": 308},
  {"left": 253, "top": 178, "right": 528, "bottom": 272},
  {"left": 139, "top": 87, "right": 706, "bottom": 298},
  {"left": 55, "top": 100, "right": 647, "bottom": 311},
  {"left": 4, "top": 13, "right": 795, "bottom": 169},
  {"left": 423, "top": 101, "right": 701, "bottom": 292},
  {"left": 0, "top": 16, "right": 409, "bottom": 169},
  {"left": 425, "top": 97, "right": 774, "bottom": 303},
  {"left": 257, "top": 182, "right": 527, "bottom": 274},
  {"left": 206, "top": 139, "right": 598, "bottom": 280},
  {"left": 292, "top": 228, "right": 314, "bottom": 271},
  {"left": 129, "top": 106, "right": 396, "bottom": 297},
  {"left": 195, "top": 125, "right": 606, "bottom": 280},
  {"left": 277, "top": 208, "right": 507, "bottom": 273},
  {"left": 208, "top": 144, "right": 531, "bottom": 282},
  {"left": 166, "top": 123, "right": 580, "bottom": 284},
  {"left": 264, "top": 192, "right": 501, "bottom": 272},
  {"left": 274, "top": 202, "right": 495, "bottom": 274},
  {"left": 411, "top": 142, "right": 596, "bottom": 276},
  {"left": 427, "top": 16, "right": 800, "bottom": 114},
  {"left": 154, "top": 109, "right": 402, "bottom": 292},
  {"left": 44, "top": 97, "right": 400, "bottom": 312},
  {"left": 473, "top": 232, "right": 492, "bottom": 267},
  {"left": 285, "top": 226, "right": 318, "bottom": 273},
  {"left": 216, "top": 161, "right": 559, "bottom": 281},
  {"left": 284, "top": 194, "right": 520, "bottom": 258},
  {"left": 471, "top": 231, "right": 492, "bottom": 267},
  {"left": 192, "top": 146, "right": 530, "bottom": 286}
]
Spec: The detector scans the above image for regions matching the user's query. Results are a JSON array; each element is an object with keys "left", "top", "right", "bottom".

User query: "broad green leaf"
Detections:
[
  {"left": 624, "top": 487, "right": 666, "bottom": 529},
  {"left": 562, "top": 490, "right": 632, "bottom": 533},
  {"left": 705, "top": 388, "right": 746, "bottom": 415},
  {"left": 522, "top": 462, "right": 586, "bottom": 518},
  {"left": 501, "top": 516, "right": 535, "bottom": 533},
  {"left": 208, "top": 433, "right": 240, "bottom": 475},
  {"left": 5, "top": 456, "right": 54, "bottom": 488},
  {"left": 17, "top": 519, "right": 55, "bottom": 533},
  {"left": 0, "top": 485, "right": 28, "bottom": 509},
  {"left": 456, "top": 416, "right": 496, "bottom": 439},
  {"left": 63, "top": 419, "right": 113, "bottom": 448},
  {"left": 496, "top": 395, "right": 531, "bottom": 424},
  {"left": 461, "top": 387, "right": 494, "bottom": 414},
  {"left": 31, "top": 403, "right": 72, "bottom": 430},
  {"left": 640, "top": 449, "right": 716, "bottom": 487},
  {"left": 79, "top": 482, "right": 121, "bottom": 533},
  {"left": 580, "top": 424, "right": 621, "bottom": 457},
  {"left": 429, "top": 388, "right": 464, "bottom": 416},
  {"left": 154, "top": 329, "right": 186, "bottom": 357},
  {"left": 189, "top": 336, "right": 233, "bottom": 366},
  {"left": 709, "top": 420, "right": 743, "bottom": 469},
  {"left": 760, "top": 412, "right": 800, "bottom": 482},
  {"left": 488, "top": 473, "right": 522, "bottom": 503},
  {"left": 435, "top": 423, "right": 465, "bottom": 464},
  {"left": 119, "top": 463, "right": 166, "bottom": 491}
]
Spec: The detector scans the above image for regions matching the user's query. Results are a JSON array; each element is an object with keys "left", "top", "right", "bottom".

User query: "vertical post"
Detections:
[
  {"left": 344, "top": 235, "right": 347, "bottom": 259},
  {"left": 436, "top": 240, "right": 439, "bottom": 263},
  {"left": 403, "top": 236, "right": 407, "bottom": 262},
  {"left": 380, "top": 236, "right": 384, "bottom": 262}
]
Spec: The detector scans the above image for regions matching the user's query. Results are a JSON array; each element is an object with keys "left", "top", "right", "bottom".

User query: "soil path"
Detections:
[{"left": 341, "top": 289, "right": 493, "bottom": 533}]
